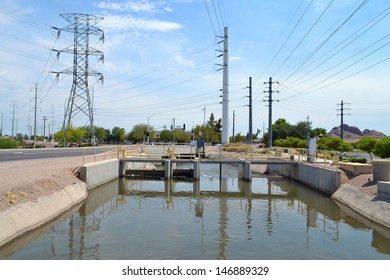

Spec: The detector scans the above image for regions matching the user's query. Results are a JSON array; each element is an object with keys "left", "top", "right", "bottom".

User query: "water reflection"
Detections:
[{"left": 2, "top": 175, "right": 390, "bottom": 259}]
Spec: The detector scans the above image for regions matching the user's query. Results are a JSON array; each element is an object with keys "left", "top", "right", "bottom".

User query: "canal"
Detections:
[{"left": 1, "top": 164, "right": 390, "bottom": 259}]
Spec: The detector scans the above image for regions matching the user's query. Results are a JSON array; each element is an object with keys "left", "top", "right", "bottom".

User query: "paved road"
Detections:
[{"left": 0, "top": 147, "right": 115, "bottom": 162}]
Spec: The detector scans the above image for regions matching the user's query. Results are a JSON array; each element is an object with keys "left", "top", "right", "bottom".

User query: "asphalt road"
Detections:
[{"left": 0, "top": 147, "right": 114, "bottom": 162}]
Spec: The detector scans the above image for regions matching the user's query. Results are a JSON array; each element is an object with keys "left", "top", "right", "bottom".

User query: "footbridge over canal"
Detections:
[{"left": 119, "top": 158, "right": 298, "bottom": 181}]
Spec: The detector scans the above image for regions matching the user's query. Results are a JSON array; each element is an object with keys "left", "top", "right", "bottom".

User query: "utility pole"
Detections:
[
  {"left": 263, "top": 77, "right": 279, "bottom": 148},
  {"left": 172, "top": 118, "right": 176, "bottom": 144},
  {"left": 0, "top": 113, "right": 3, "bottom": 136},
  {"left": 201, "top": 107, "right": 206, "bottom": 126},
  {"left": 33, "top": 83, "right": 39, "bottom": 148},
  {"left": 11, "top": 101, "right": 15, "bottom": 138},
  {"left": 246, "top": 77, "right": 253, "bottom": 144},
  {"left": 42, "top": 116, "right": 48, "bottom": 142},
  {"left": 51, "top": 104, "right": 55, "bottom": 142},
  {"left": 52, "top": 13, "right": 104, "bottom": 146},
  {"left": 232, "top": 110, "right": 235, "bottom": 142},
  {"left": 216, "top": 27, "right": 229, "bottom": 145},
  {"left": 337, "top": 100, "right": 350, "bottom": 140}
]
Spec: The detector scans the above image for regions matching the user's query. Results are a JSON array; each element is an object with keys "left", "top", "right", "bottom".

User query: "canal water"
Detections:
[{"left": 1, "top": 164, "right": 390, "bottom": 260}]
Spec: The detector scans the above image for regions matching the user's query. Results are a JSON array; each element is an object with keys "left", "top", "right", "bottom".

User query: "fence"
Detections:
[{"left": 81, "top": 144, "right": 340, "bottom": 166}]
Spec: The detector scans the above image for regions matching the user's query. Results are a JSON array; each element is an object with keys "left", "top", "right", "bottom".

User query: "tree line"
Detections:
[
  {"left": 2, "top": 115, "right": 390, "bottom": 159},
  {"left": 264, "top": 118, "right": 390, "bottom": 159}
]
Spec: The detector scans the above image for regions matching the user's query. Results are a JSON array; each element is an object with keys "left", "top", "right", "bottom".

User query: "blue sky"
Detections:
[{"left": 1, "top": 0, "right": 390, "bottom": 139}]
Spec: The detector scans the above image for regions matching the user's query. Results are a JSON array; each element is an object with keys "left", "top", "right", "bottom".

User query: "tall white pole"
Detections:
[
  {"left": 34, "top": 83, "right": 38, "bottom": 148},
  {"left": 222, "top": 26, "right": 229, "bottom": 145}
]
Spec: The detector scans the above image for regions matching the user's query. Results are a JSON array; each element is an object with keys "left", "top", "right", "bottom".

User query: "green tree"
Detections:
[
  {"left": 231, "top": 133, "right": 247, "bottom": 143},
  {"left": 104, "top": 129, "right": 112, "bottom": 142},
  {"left": 356, "top": 137, "right": 378, "bottom": 160},
  {"left": 174, "top": 130, "right": 191, "bottom": 143},
  {"left": 272, "top": 118, "right": 294, "bottom": 140},
  {"left": 373, "top": 136, "right": 390, "bottom": 158},
  {"left": 111, "top": 126, "right": 126, "bottom": 143},
  {"left": 128, "top": 124, "right": 149, "bottom": 143},
  {"left": 72, "top": 127, "right": 87, "bottom": 144},
  {"left": 194, "top": 124, "right": 220, "bottom": 144},
  {"left": 323, "top": 138, "right": 353, "bottom": 153},
  {"left": 292, "top": 120, "right": 312, "bottom": 139},
  {"left": 16, "top": 133, "right": 23, "bottom": 141},
  {"left": 195, "top": 113, "right": 222, "bottom": 144},
  {"left": 55, "top": 124, "right": 76, "bottom": 146},
  {"left": 94, "top": 126, "right": 108, "bottom": 142},
  {"left": 159, "top": 129, "right": 173, "bottom": 142},
  {"left": 160, "top": 129, "right": 173, "bottom": 142},
  {"left": 310, "top": 127, "right": 327, "bottom": 138}
]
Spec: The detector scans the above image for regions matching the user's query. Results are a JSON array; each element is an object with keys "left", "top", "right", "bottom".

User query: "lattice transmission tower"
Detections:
[{"left": 52, "top": 13, "right": 104, "bottom": 145}]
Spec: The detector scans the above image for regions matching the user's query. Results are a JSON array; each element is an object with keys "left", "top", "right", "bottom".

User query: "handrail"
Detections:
[{"left": 81, "top": 144, "right": 340, "bottom": 166}]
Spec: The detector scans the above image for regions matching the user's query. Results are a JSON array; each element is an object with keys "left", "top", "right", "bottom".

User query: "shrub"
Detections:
[{"left": 0, "top": 138, "right": 18, "bottom": 149}]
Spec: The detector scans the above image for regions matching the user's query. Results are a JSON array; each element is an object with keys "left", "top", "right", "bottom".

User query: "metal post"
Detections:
[{"left": 222, "top": 26, "right": 229, "bottom": 145}]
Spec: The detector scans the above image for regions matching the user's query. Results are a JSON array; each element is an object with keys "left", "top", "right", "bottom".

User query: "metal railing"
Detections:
[
  {"left": 81, "top": 144, "right": 340, "bottom": 166},
  {"left": 82, "top": 146, "right": 121, "bottom": 165}
]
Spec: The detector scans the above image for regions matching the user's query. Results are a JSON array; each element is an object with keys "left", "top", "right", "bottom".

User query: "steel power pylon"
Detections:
[
  {"left": 52, "top": 13, "right": 104, "bottom": 146},
  {"left": 263, "top": 77, "right": 279, "bottom": 148}
]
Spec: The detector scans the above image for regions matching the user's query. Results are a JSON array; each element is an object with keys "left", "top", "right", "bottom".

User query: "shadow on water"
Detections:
[{"left": 2, "top": 169, "right": 390, "bottom": 259}]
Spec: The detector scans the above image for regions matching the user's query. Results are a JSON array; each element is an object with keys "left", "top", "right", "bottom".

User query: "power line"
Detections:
[
  {"left": 272, "top": 0, "right": 332, "bottom": 77},
  {"left": 203, "top": 0, "right": 217, "bottom": 37},
  {"left": 278, "top": 0, "right": 371, "bottom": 87},
  {"left": 254, "top": 0, "right": 308, "bottom": 84},
  {"left": 281, "top": 5, "right": 390, "bottom": 89}
]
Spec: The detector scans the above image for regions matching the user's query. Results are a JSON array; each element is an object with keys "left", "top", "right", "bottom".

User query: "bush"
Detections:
[
  {"left": 339, "top": 154, "right": 367, "bottom": 163},
  {"left": 274, "top": 137, "right": 306, "bottom": 148},
  {"left": 351, "top": 157, "right": 367, "bottom": 164},
  {"left": 0, "top": 138, "right": 18, "bottom": 149}
]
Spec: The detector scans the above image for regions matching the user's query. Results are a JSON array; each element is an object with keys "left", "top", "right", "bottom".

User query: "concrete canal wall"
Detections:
[
  {"left": 267, "top": 163, "right": 341, "bottom": 195},
  {"left": 80, "top": 159, "right": 340, "bottom": 195},
  {"left": 332, "top": 184, "right": 390, "bottom": 229},
  {"left": 0, "top": 182, "right": 87, "bottom": 248},
  {"left": 79, "top": 159, "right": 119, "bottom": 190}
]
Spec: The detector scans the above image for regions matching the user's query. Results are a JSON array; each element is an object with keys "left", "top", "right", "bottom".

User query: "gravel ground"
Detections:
[
  {"left": 313, "top": 162, "right": 377, "bottom": 196},
  {"left": 0, "top": 156, "right": 84, "bottom": 212},
  {"left": 0, "top": 155, "right": 377, "bottom": 213}
]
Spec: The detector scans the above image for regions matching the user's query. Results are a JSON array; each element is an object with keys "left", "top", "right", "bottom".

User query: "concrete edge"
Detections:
[
  {"left": 0, "top": 182, "right": 88, "bottom": 248},
  {"left": 332, "top": 183, "right": 390, "bottom": 229}
]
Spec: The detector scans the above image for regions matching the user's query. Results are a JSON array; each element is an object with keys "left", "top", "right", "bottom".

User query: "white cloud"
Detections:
[
  {"left": 97, "top": 0, "right": 164, "bottom": 13},
  {"left": 174, "top": 55, "right": 195, "bottom": 68},
  {"left": 230, "top": 56, "right": 242, "bottom": 62},
  {"left": 164, "top": 7, "right": 174, "bottom": 13},
  {"left": 102, "top": 15, "right": 183, "bottom": 32}
]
